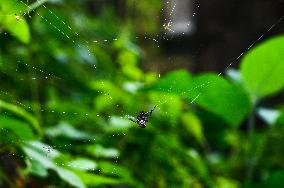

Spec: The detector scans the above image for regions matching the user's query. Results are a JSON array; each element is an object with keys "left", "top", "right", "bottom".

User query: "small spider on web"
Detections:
[
  {"left": 43, "top": 146, "right": 53, "bottom": 157},
  {"left": 128, "top": 106, "right": 156, "bottom": 128}
]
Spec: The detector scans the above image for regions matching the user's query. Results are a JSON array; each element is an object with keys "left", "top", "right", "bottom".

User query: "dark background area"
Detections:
[{"left": 160, "top": 0, "right": 284, "bottom": 73}]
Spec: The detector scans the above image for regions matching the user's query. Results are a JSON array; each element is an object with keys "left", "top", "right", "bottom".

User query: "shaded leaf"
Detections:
[
  {"left": 0, "top": 115, "right": 35, "bottom": 141},
  {"left": 148, "top": 71, "right": 251, "bottom": 126},
  {"left": 55, "top": 167, "right": 86, "bottom": 188},
  {"left": 45, "top": 122, "right": 92, "bottom": 140},
  {"left": 181, "top": 112, "right": 205, "bottom": 144},
  {"left": 68, "top": 158, "right": 97, "bottom": 171},
  {"left": 86, "top": 144, "right": 119, "bottom": 158}
]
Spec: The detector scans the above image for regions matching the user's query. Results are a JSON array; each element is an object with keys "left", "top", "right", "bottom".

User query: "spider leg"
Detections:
[
  {"left": 128, "top": 117, "right": 137, "bottom": 123},
  {"left": 149, "top": 105, "right": 157, "bottom": 116}
]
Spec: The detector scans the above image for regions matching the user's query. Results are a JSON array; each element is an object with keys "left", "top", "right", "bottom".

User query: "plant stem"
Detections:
[
  {"left": 246, "top": 112, "right": 255, "bottom": 181},
  {"left": 23, "top": 0, "right": 48, "bottom": 16},
  {"left": 245, "top": 99, "right": 257, "bottom": 184}
]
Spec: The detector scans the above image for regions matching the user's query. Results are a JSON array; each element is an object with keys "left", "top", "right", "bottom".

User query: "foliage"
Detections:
[{"left": 0, "top": 0, "right": 284, "bottom": 188}]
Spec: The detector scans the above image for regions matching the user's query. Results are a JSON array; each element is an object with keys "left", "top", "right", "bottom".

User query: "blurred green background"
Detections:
[{"left": 0, "top": 0, "right": 284, "bottom": 187}]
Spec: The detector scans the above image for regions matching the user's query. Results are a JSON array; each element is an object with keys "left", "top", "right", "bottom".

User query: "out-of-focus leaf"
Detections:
[
  {"left": 26, "top": 141, "right": 60, "bottom": 158},
  {"left": 0, "top": 0, "right": 30, "bottom": 43},
  {"left": 77, "top": 171, "right": 122, "bottom": 187},
  {"left": 45, "top": 122, "right": 92, "bottom": 140},
  {"left": 147, "top": 69, "right": 193, "bottom": 94},
  {"left": 86, "top": 144, "right": 119, "bottom": 158},
  {"left": 68, "top": 158, "right": 97, "bottom": 171},
  {"left": 187, "top": 149, "right": 208, "bottom": 179},
  {"left": 262, "top": 170, "right": 284, "bottom": 188},
  {"left": 187, "top": 74, "right": 251, "bottom": 126},
  {"left": 216, "top": 176, "right": 239, "bottom": 188},
  {"left": 181, "top": 112, "right": 205, "bottom": 144},
  {"left": 241, "top": 35, "right": 284, "bottom": 98},
  {"left": 257, "top": 108, "right": 281, "bottom": 125},
  {"left": 55, "top": 167, "right": 86, "bottom": 188},
  {"left": 90, "top": 80, "right": 132, "bottom": 111},
  {"left": 114, "top": 31, "right": 144, "bottom": 80},
  {"left": 149, "top": 92, "right": 183, "bottom": 126},
  {"left": 0, "top": 100, "right": 41, "bottom": 135},
  {"left": 2, "top": 16, "right": 30, "bottom": 44},
  {"left": 98, "top": 161, "right": 129, "bottom": 178},
  {"left": 276, "top": 110, "right": 284, "bottom": 126},
  {"left": 123, "top": 82, "right": 143, "bottom": 94},
  {"left": 0, "top": 116, "right": 35, "bottom": 141},
  {"left": 226, "top": 69, "right": 242, "bottom": 83},
  {"left": 26, "top": 159, "right": 48, "bottom": 177},
  {"left": 107, "top": 116, "right": 132, "bottom": 132},
  {"left": 148, "top": 71, "right": 251, "bottom": 126},
  {"left": 23, "top": 144, "right": 56, "bottom": 169}
]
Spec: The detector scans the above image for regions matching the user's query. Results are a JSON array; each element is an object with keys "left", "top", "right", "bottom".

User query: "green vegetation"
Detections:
[{"left": 0, "top": 0, "right": 284, "bottom": 187}]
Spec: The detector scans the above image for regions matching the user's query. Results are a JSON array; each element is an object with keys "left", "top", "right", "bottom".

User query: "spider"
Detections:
[{"left": 128, "top": 106, "right": 156, "bottom": 128}]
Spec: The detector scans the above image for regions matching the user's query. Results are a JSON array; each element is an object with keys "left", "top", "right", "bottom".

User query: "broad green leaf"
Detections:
[
  {"left": 55, "top": 167, "right": 86, "bottom": 188},
  {"left": 45, "top": 122, "right": 92, "bottom": 140},
  {"left": 216, "top": 176, "right": 239, "bottom": 188},
  {"left": 276, "top": 109, "right": 284, "bottom": 126},
  {"left": 26, "top": 159, "right": 48, "bottom": 177},
  {"left": 241, "top": 35, "right": 284, "bottom": 98},
  {"left": 86, "top": 144, "right": 119, "bottom": 158},
  {"left": 0, "top": 0, "right": 30, "bottom": 43},
  {"left": 149, "top": 92, "right": 183, "bottom": 125},
  {"left": 68, "top": 158, "right": 97, "bottom": 171},
  {"left": 0, "top": 100, "right": 41, "bottom": 135},
  {"left": 149, "top": 71, "right": 250, "bottom": 126},
  {"left": 262, "top": 170, "right": 284, "bottom": 188},
  {"left": 77, "top": 171, "right": 122, "bottom": 187},
  {"left": 98, "top": 161, "right": 132, "bottom": 180},
  {"left": 181, "top": 112, "right": 205, "bottom": 144},
  {"left": 188, "top": 74, "right": 250, "bottom": 126},
  {"left": 187, "top": 149, "right": 208, "bottom": 179},
  {"left": 23, "top": 145, "right": 56, "bottom": 169},
  {"left": 147, "top": 69, "right": 193, "bottom": 95},
  {"left": 2, "top": 16, "right": 30, "bottom": 44},
  {"left": 26, "top": 141, "right": 60, "bottom": 158},
  {"left": 0, "top": 116, "right": 35, "bottom": 141},
  {"left": 107, "top": 116, "right": 132, "bottom": 131}
]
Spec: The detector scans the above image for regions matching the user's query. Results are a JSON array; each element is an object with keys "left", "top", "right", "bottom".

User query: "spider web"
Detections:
[{"left": 0, "top": 0, "right": 284, "bottom": 186}]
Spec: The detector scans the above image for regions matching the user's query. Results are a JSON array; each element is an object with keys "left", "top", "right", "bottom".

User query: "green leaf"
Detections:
[
  {"left": 0, "top": 0, "right": 30, "bottom": 43},
  {"left": 26, "top": 159, "right": 48, "bottom": 177},
  {"left": 68, "top": 158, "right": 97, "bottom": 171},
  {"left": 187, "top": 74, "right": 250, "bottom": 126},
  {"left": 55, "top": 167, "right": 86, "bottom": 188},
  {"left": 23, "top": 144, "right": 56, "bottom": 169},
  {"left": 241, "top": 35, "right": 284, "bottom": 98},
  {"left": 77, "top": 171, "right": 121, "bottom": 187},
  {"left": 181, "top": 112, "right": 205, "bottom": 144},
  {"left": 86, "top": 144, "right": 119, "bottom": 158},
  {"left": 0, "top": 115, "right": 35, "bottom": 141},
  {"left": 2, "top": 16, "right": 30, "bottom": 44},
  {"left": 187, "top": 149, "right": 208, "bottom": 179},
  {"left": 149, "top": 71, "right": 250, "bottom": 126},
  {"left": 263, "top": 170, "right": 284, "bottom": 188},
  {"left": 276, "top": 109, "right": 284, "bottom": 126},
  {"left": 45, "top": 122, "right": 92, "bottom": 140},
  {"left": 107, "top": 116, "right": 132, "bottom": 132},
  {"left": 0, "top": 100, "right": 41, "bottom": 135},
  {"left": 146, "top": 69, "right": 193, "bottom": 94}
]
